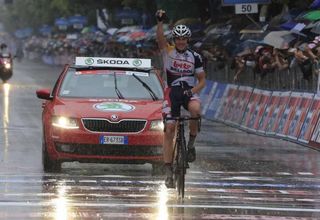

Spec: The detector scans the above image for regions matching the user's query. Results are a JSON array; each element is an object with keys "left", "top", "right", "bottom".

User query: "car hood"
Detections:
[{"left": 52, "top": 98, "right": 163, "bottom": 119}]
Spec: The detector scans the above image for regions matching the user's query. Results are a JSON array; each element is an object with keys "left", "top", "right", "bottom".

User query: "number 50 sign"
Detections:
[{"left": 235, "top": 3, "right": 258, "bottom": 14}]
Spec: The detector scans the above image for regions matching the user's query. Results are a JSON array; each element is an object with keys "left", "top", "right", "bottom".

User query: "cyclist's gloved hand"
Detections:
[
  {"left": 183, "top": 89, "right": 193, "bottom": 98},
  {"left": 155, "top": 9, "right": 166, "bottom": 22}
]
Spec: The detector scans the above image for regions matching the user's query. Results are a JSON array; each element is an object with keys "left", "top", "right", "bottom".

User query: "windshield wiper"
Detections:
[
  {"left": 113, "top": 72, "right": 124, "bottom": 99},
  {"left": 132, "top": 73, "right": 158, "bottom": 101}
]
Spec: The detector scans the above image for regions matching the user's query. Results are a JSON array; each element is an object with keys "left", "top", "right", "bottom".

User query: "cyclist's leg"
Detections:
[
  {"left": 162, "top": 87, "right": 180, "bottom": 188},
  {"left": 186, "top": 98, "right": 201, "bottom": 162},
  {"left": 188, "top": 98, "right": 201, "bottom": 135}
]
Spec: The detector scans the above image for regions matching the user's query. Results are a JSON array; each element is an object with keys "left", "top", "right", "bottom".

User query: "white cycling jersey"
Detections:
[{"left": 161, "top": 44, "right": 204, "bottom": 87}]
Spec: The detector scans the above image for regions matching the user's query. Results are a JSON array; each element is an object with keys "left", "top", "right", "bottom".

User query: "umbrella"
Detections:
[
  {"left": 280, "top": 21, "right": 298, "bottom": 30},
  {"left": 106, "top": 28, "right": 118, "bottom": 35},
  {"left": 145, "top": 24, "right": 170, "bottom": 40},
  {"left": 263, "top": 31, "right": 296, "bottom": 49},
  {"left": 303, "top": 10, "right": 320, "bottom": 21},
  {"left": 310, "top": 0, "right": 320, "bottom": 9},
  {"left": 232, "top": 39, "right": 266, "bottom": 56},
  {"left": 116, "top": 25, "right": 140, "bottom": 34},
  {"left": 129, "top": 31, "right": 146, "bottom": 41},
  {"left": 81, "top": 27, "right": 91, "bottom": 34},
  {"left": 310, "top": 21, "right": 320, "bottom": 34},
  {"left": 117, "top": 35, "right": 130, "bottom": 43}
]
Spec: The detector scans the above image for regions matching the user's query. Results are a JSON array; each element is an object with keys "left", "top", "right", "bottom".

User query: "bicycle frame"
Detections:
[
  {"left": 172, "top": 118, "right": 187, "bottom": 198},
  {"left": 167, "top": 116, "right": 201, "bottom": 199}
]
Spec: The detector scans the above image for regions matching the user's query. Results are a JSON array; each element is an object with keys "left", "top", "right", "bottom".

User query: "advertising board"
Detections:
[
  {"left": 228, "top": 86, "right": 253, "bottom": 125},
  {"left": 276, "top": 92, "right": 301, "bottom": 137},
  {"left": 205, "top": 83, "right": 228, "bottom": 120},
  {"left": 287, "top": 93, "right": 314, "bottom": 140}
]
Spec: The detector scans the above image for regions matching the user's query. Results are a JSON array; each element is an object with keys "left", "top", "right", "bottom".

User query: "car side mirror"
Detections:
[{"left": 36, "top": 88, "right": 53, "bottom": 100}]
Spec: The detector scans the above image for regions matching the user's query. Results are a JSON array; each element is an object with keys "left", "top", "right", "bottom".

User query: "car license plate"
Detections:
[{"left": 99, "top": 136, "right": 128, "bottom": 145}]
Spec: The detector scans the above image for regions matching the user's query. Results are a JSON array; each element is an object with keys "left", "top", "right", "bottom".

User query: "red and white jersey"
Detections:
[{"left": 161, "top": 45, "right": 204, "bottom": 87}]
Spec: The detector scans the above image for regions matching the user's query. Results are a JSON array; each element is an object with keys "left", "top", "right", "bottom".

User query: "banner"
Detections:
[
  {"left": 257, "top": 91, "right": 278, "bottom": 133},
  {"left": 247, "top": 89, "right": 263, "bottom": 130},
  {"left": 205, "top": 83, "right": 228, "bottom": 120},
  {"left": 215, "top": 84, "right": 238, "bottom": 122},
  {"left": 276, "top": 92, "right": 301, "bottom": 137},
  {"left": 200, "top": 81, "right": 217, "bottom": 116},
  {"left": 227, "top": 86, "right": 252, "bottom": 125},
  {"left": 241, "top": 89, "right": 262, "bottom": 128},
  {"left": 287, "top": 93, "right": 314, "bottom": 140},
  {"left": 267, "top": 91, "right": 291, "bottom": 135},
  {"left": 251, "top": 90, "right": 272, "bottom": 131},
  {"left": 199, "top": 80, "right": 213, "bottom": 102},
  {"left": 299, "top": 96, "right": 320, "bottom": 143},
  {"left": 223, "top": 86, "right": 243, "bottom": 123},
  {"left": 310, "top": 116, "right": 320, "bottom": 147},
  {"left": 266, "top": 92, "right": 290, "bottom": 135}
]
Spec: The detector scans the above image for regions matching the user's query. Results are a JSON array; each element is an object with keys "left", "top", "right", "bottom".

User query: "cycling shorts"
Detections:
[{"left": 162, "top": 84, "right": 200, "bottom": 123}]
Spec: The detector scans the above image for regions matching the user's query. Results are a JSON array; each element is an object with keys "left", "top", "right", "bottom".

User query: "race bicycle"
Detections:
[{"left": 165, "top": 115, "right": 201, "bottom": 198}]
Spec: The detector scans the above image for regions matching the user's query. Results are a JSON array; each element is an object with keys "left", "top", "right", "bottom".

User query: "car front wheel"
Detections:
[{"left": 42, "top": 136, "right": 61, "bottom": 172}]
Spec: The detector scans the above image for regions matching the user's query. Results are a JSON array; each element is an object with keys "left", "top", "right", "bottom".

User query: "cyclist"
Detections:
[{"left": 155, "top": 9, "right": 206, "bottom": 188}]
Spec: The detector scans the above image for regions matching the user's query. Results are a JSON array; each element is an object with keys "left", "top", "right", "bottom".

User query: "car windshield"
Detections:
[{"left": 58, "top": 68, "right": 163, "bottom": 100}]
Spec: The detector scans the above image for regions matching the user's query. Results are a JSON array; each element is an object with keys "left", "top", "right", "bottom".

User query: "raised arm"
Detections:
[{"left": 155, "top": 9, "right": 167, "bottom": 50}]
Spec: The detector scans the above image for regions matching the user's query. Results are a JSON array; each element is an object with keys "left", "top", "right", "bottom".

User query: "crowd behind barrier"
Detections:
[
  {"left": 15, "top": 29, "right": 320, "bottom": 150},
  {"left": 198, "top": 80, "right": 320, "bottom": 151},
  {"left": 19, "top": 29, "right": 320, "bottom": 94}
]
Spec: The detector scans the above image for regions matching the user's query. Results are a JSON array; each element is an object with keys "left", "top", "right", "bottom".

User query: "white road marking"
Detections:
[
  {"left": 298, "top": 172, "right": 314, "bottom": 176},
  {"left": 0, "top": 202, "right": 319, "bottom": 213}
]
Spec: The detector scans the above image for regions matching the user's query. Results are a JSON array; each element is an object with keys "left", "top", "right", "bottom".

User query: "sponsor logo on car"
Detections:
[
  {"left": 132, "top": 59, "right": 142, "bottom": 67},
  {"left": 85, "top": 58, "right": 94, "bottom": 65},
  {"left": 110, "top": 114, "right": 119, "bottom": 121},
  {"left": 94, "top": 102, "right": 135, "bottom": 112},
  {"left": 97, "top": 59, "right": 130, "bottom": 65}
]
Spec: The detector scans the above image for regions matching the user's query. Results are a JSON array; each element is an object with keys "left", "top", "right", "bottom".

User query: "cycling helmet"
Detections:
[{"left": 172, "top": 24, "right": 191, "bottom": 38}]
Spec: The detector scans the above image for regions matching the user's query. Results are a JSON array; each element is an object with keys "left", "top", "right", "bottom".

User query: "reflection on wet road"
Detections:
[
  {"left": 0, "top": 61, "right": 320, "bottom": 219},
  {"left": 0, "top": 163, "right": 320, "bottom": 219}
]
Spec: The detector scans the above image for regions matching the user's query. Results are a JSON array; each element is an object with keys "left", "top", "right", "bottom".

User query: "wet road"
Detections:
[{"left": 0, "top": 60, "right": 320, "bottom": 219}]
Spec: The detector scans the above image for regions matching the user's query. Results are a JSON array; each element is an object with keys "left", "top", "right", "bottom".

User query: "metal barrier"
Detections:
[{"left": 205, "top": 60, "right": 319, "bottom": 93}]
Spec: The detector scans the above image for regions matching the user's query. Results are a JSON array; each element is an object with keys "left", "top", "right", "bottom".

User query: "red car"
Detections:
[{"left": 36, "top": 57, "right": 164, "bottom": 173}]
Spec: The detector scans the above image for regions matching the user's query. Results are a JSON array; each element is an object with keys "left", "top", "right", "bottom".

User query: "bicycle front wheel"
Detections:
[{"left": 176, "top": 134, "right": 186, "bottom": 198}]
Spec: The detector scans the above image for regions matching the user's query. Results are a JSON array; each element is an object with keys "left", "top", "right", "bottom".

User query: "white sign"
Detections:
[
  {"left": 235, "top": 3, "right": 258, "bottom": 14},
  {"left": 75, "top": 57, "right": 151, "bottom": 69}
]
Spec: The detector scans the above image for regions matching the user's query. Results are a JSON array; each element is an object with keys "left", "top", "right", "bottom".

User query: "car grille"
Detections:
[
  {"left": 82, "top": 119, "right": 146, "bottom": 133},
  {"left": 56, "top": 143, "right": 162, "bottom": 156}
]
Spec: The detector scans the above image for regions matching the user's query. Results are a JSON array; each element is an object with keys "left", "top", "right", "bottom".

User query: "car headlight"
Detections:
[
  {"left": 150, "top": 120, "right": 164, "bottom": 131},
  {"left": 52, "top": 116, "right": 79, "bottom": 129},
  {"left": 4, "top": 63, "right": 11, "bottom": 69}
]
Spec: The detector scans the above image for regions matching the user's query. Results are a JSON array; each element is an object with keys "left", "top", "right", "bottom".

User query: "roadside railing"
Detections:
[{"left": 205, "top": 60, "right": 319, "bottom": 93}]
